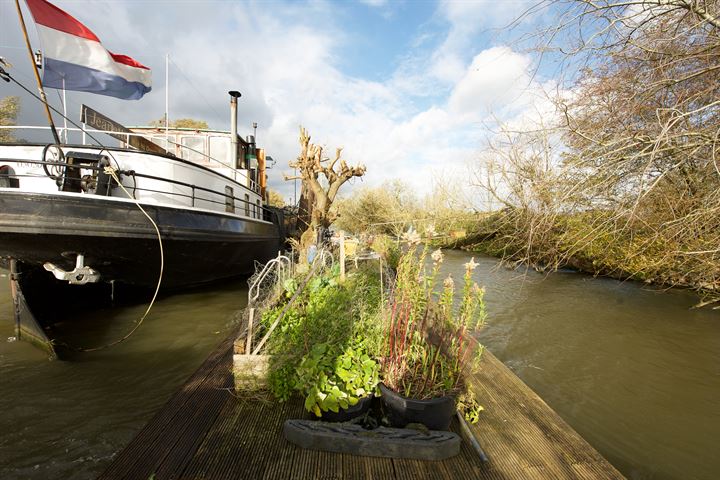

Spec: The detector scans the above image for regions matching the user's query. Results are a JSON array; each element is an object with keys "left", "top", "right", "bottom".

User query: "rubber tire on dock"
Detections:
[{"left": 284, "top": 419, "right": 461, "bottom": 460}]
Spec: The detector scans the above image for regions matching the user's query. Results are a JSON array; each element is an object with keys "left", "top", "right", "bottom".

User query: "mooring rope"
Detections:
[{"left": 69, "top": 166, "right": 165, "bottom": 352}]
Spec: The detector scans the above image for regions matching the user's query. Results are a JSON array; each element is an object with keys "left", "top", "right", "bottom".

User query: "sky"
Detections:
[{"left": 0, "top": 0, "right": 558, "bottom": 203}]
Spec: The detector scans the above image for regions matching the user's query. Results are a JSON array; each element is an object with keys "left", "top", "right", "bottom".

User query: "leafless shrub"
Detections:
[{"left": 473, "top": 1, "right": 720, "bottom": 305}]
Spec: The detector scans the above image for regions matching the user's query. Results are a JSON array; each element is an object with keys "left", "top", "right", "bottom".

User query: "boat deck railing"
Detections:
[
  {"left": 0, "top": 155, "right": 276, "bottom": 224},
  {"left": 0, "top": 125, "right": 260, "bottom": 193}
]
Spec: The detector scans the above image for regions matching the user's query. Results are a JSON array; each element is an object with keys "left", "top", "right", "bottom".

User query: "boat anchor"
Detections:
[{"left": 44, "top": 254, "right": 100, "bottom": 285}]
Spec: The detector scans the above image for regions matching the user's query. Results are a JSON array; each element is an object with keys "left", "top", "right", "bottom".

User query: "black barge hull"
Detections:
[
  {"left": 0, "top": 191, "right": 281, "bottom": 288},
  {"left": 0, "top": 191, "right": 281, "bottom": 358}
]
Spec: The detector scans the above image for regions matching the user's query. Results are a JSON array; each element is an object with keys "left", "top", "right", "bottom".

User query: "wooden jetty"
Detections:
[{"left": 98, "top": 331, "right": 625, "bottom": 480}]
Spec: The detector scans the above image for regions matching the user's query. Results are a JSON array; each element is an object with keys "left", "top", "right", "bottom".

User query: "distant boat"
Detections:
[{"left": 0, "top": 95, "right": 283, "bottom": 357}]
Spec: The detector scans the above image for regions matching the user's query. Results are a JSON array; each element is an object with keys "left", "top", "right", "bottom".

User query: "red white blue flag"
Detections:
[{"left": 25, "top": 0, "right": 152, "bottom": 100}]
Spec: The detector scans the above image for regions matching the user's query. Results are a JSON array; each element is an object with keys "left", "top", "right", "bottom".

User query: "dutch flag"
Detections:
[{"left": 25, "top": 0, "right": 152, "bottom": 100}]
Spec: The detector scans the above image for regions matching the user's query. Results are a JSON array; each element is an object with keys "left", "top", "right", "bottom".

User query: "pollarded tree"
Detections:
[{"left": 286, "top": 127, "right": 365, "bottom": 250}]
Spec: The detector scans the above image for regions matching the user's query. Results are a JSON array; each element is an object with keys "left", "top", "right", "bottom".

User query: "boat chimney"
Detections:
[{"left": 229, "top": 91, "right": 241, "bottom": 169}]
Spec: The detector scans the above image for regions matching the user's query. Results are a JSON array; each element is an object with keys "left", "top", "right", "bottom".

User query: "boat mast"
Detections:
[
  {"left": 62, "top": 78, "right": 67, "bottom": 143},
  {"left": 13, "top": 0, "right": 61, "bottom": 145},
  {"left": 165, "top": 53, "right": 169, "bottom": 152}
]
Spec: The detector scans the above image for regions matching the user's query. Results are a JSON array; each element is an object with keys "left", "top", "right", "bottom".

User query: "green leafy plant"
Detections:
[
  {"left": 261, "top": 264, "right": 383, "bottom": 415},
  {"left": 297, "top": 341, "right": 379, "bottom": 417}
]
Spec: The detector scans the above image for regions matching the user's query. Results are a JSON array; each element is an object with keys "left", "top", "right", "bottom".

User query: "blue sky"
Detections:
[
  {"left": 0, "top": 0, "right": 557, "bottom": 202},
  {"left": 335, "top": 2, "right": 441, "bottom": 82}
]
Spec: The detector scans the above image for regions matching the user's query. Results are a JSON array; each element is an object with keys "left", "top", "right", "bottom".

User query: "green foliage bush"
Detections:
[{"left": 261, "top": 264, "right": 383, "bottom": 416}]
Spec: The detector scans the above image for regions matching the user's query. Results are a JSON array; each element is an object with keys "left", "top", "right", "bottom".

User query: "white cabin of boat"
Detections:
[{"left": 126, "top": 125, "right": 268, "bottom": 196}]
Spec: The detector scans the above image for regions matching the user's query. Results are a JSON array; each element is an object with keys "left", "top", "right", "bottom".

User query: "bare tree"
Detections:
[
  {"left": 472, "top": 1, "right": 720, "bottom": 303},
  {"left": 286, "top": 127, "right": 365, "bottom": 250}
]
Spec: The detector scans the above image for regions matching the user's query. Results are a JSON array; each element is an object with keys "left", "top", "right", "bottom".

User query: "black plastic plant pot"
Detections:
[
  {"left": 318, "top": 394, "right": 373, "bottom": 422},
  {"left": 379, "top": 383, "right": 456, "bottom": 431}
]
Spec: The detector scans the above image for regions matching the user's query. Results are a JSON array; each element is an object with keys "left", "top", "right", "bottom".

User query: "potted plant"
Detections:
[
  {"left": 379, "top": 229, "right": 486, "bottom": 430},
  {"left": 296, "top": 340, "right": 379, "bottom": 420}
]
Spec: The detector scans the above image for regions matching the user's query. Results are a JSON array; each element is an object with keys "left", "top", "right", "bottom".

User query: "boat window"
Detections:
[
  {"left": 209, "top": 136, "right": 230, "bottom": 166},
  {"left": 225, "top": 186, "right": 234, "bottom": 213},
  {"left": 151, "top": 135, "right": 175, "bottom": 154},
  {"left": 180, "top": 136, "right": 207, "bottom": 164},
  {"left": 256, "top": 200, "right": 261, "bottom": 219},
  {"left": 0, "top": 165, "right": 19, "bottom": 188},
  {"left": 238, "top": 143, "right": 247, "bottom": 169},
  {"left": 244, "top": 193, "right": 250, "bottom": 217}
]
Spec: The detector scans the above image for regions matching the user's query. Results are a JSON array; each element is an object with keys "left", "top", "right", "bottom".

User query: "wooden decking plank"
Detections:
[
  {"left": 240, "top": 399, "right": 295, "bottom": 480},
  {"left": 438, "top": 431, "right": 490, "bottom": 479},
  {"left": 180, "top": 397, "right": 255, "bottom": 479},
  {"left": 468, "top": 353, "right": 625, "bottom": 479},
  {"left": 262, "top": 400, "right": 306, "bottom": 480},
  {"left": 99, "top": 333, "right": 236, "bottom": 480},
  {"left": 341, "top": 452, "right": 396, "bottom": 480},
  {"left": 98, "top": 331, "right": 237, "bottom": 480},
  {"left": 100, "top": 335, "right": 625, "bottom": 480},
  {"left": 144, "top": 345, "right": 236, "bottom": 479},
  {"left": 469, "top": 375, "right": 582, "bottom": 477},
  {"left": 288, "top": 446, "right": 334, "bottom": 480},
  {"left": 153, "top": 387, "right": 233, "bottom": 479},
  {"left": 215, "top": 401, "right": 269, "bottom": 480},
  {"left": 392, "top": 458, "right": 447, "bottom": 480}
]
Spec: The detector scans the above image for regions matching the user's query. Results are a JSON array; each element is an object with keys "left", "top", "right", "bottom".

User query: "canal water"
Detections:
[
  {"left": 0, "top": 273, "right": 244, "bottom": 480},
  {"left": 1, "top": 251, "right": 719, "bottom": 480}
]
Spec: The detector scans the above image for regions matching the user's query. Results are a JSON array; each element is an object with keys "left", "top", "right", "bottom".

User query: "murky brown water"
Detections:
[
  {"left": 1, "top": 251, "right": 719, "bottom": 480},
  {"left": 0, "top": 272, "right": 244, "bottom": 480},
  {"left": 439, "top": 250, "right": 720, "bottom": 480}
]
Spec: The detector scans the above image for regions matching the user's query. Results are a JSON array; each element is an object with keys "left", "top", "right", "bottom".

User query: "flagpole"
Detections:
[
  {"left": 14, "top": 0, "right": 61, "bottom": 145},
  {"left": 62, "top": 78, "right": 68, "bottom": 143},
  {"left": 165, "top": 52, "right": 169, "bottom": 153}
]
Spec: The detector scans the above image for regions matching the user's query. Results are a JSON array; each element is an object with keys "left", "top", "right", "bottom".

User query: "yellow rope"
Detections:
[{"left": 66, "top": 166, "right": 165, "bottom": 352}]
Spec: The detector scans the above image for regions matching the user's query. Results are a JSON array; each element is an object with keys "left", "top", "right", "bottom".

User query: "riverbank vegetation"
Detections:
[
  {"left": 335, "top": 181, "right": 485, "bottom": 248},
  {"left": 472, "top": 1, "right": 720, "bottom": 303},
  {"left": 334, "top": 2, "right": 720, "bottom": 306}
]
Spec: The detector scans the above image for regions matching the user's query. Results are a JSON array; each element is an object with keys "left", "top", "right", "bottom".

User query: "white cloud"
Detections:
[
  {"left": 426, "top": 0, "right": 535, "bottom": 86},
  {"left": 448, "top": 46, "right": 533, "bottom": 117},
  {"left": 2, "top": 0, "right": 550, "bottom": 202}
]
